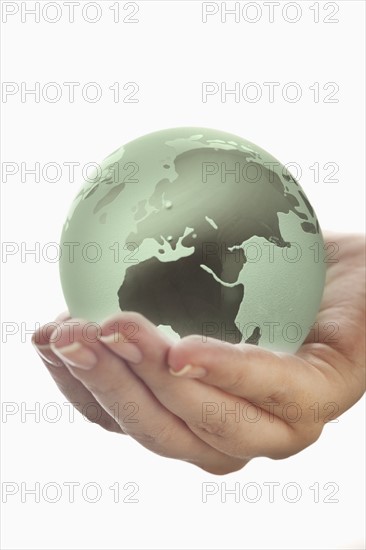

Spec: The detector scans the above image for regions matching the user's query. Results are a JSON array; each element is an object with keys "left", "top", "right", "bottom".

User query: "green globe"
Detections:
[{"left": 59, "top": 127, "right": 326, "bottom": 353}]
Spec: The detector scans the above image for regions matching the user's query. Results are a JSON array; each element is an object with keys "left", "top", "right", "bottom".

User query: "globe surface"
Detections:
[{"left": 59, "top": 127, "right": 326, "bottom": 353}]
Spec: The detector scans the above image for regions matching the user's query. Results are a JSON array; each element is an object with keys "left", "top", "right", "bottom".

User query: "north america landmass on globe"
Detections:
[{"left": 59, "top": 128, "right": 326, "bottom": 353}]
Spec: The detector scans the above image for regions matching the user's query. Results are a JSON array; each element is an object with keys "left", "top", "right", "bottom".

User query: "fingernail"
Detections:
[
  {"left": 169, "top": 364, "right": 207, "bottom": 379},
  {"left": 99, "top": 333, "right": 143, "bottom": 364},
  {"left": 51, "top": 342, "right": 97, "bottom": 370},
  {"left": 32, "top": 343, "right": 64, "bottom": 367}
]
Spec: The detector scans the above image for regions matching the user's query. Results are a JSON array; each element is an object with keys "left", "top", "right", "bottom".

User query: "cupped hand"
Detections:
[
  {"left": 33, "top": 231, "right": 365, "bottom": 474},
  {"left": 33, "top": 312, "right": 246, "bottom": 474}
]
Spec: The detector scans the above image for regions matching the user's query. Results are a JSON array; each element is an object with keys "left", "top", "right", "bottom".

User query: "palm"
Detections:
[{"left": 296, "top": 231, "right": 365, "bottom": 410}]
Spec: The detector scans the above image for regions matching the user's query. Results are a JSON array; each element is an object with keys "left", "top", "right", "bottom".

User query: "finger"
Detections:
[
  {"left": 168, "top": 335, "right": 328, "bottom": 452},
  {"left": 99, "top": 313, "right": 295, "bottom": 459},
  {"left": 168, "top": 335, "right": 301, "bottom": 405},
  {"left": 32, "top": 320, "right": 123, "bottom": 433},
  {"left": 50, "top": 319, "right": 246, "bottom": 474},
  {"left": 168, "top": 335, "right": 329, "bottom": 427},
  {"left": 55, "top": 310, "right": 71, "bottom": 323}
]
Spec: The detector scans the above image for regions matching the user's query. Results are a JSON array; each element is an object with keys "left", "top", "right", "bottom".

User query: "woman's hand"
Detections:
[
  {"left": 33, "top": 314, "right": 246, "bottom": 474},
  {"left": 32, "top": 231, "right": 365, "bottom": 474}
]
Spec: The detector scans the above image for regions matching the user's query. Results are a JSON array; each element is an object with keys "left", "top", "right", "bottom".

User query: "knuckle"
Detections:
[
  {"left": 264, "top": 389, "right": 288, "bottom": 405},
  {"left": 151, "top": 424, "right": 175, "bottom": 447},
  {"left": 230, "top": 435, "right": 261, "bottom": 459},
  {"left": 102, "top": 311, "right": 144, "bottom": 334},
  {"left": 120, "top": 311, "right": 145, "bottom": 327},
  {"left": 225, "top": 368, "right": 246, "bottom": 392},
  {"left": 235, "top": 343, "right": 260, "bottom": 360},
  {"left": 191, "top": 419, "right": 234, "bottom": 439},
  {"left": 126, "top": 423, "right": 174, "bottom": 455},
  {"left": 170, "top": 334, "right": 203, "bottom": 356},
  {"left": 83, "top": 377, "right": 122, "bottom": 399},
  {"left": 191, "top": 420, "right": 258, "bottom": 460}
]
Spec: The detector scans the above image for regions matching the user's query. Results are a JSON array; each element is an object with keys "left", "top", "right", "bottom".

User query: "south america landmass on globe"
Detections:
[{"left": 59, "top": 128, "right": 326, "bottom": 353}]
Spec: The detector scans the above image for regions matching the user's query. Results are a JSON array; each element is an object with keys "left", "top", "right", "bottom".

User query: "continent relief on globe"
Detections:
[{"left": 59, "top": 128, "right": 326, "bottom": 354}]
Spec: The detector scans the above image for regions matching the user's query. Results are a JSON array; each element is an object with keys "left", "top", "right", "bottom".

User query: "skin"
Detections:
[{"left": 32, "top": 231, "right": 365, "bottom": 475}]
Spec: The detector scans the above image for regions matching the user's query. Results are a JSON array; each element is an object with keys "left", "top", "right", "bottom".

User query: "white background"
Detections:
[{"left": 1, "top": 1, "right": 365, "bottom": 549}]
